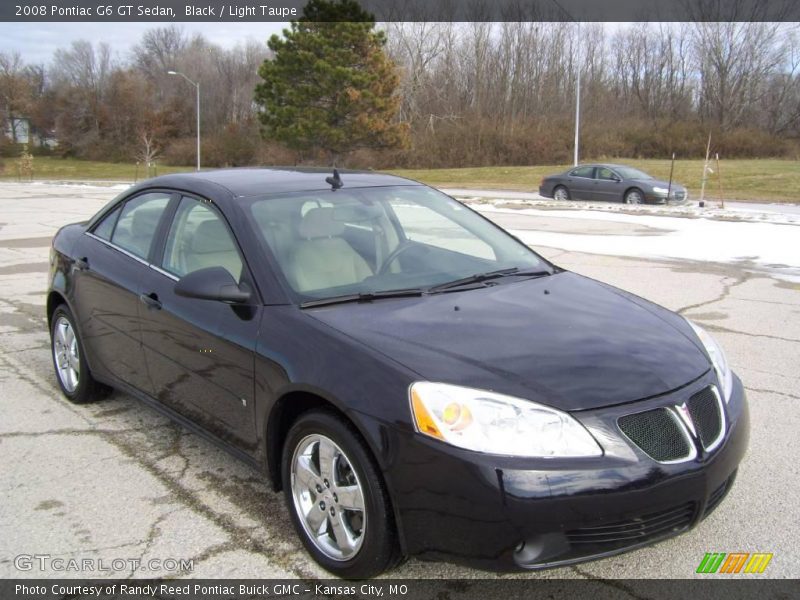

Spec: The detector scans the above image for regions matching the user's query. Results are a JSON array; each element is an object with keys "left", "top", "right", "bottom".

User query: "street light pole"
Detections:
[
  {"left": 167, "top": 70, "right": 200, "bottom": 171},
  {"left": 573, "top": 25, "right": 581, "bottom": 167},
  {"left": 574, "top": 68, "right": 581, "bottom": 167}
]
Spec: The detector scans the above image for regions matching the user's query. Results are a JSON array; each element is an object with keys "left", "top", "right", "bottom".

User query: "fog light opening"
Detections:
[{"left": 513, "top": 533, "right": 570, "bottom": 568}]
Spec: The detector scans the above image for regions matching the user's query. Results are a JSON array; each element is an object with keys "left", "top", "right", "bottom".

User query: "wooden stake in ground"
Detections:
[
  {"left": 667, "top": 152, "right": 676, "bottom": 202},
  {"left": 716, "top": 153, "right": 725, "bottom": 209},
  {"left": 699, "top": 133, "right": 712, "bottom": 206}
]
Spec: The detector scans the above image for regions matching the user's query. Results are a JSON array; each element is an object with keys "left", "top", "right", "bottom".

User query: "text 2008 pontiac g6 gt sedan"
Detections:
[{"left": 48, "top": 168, "right": 747, "bottom": 578}]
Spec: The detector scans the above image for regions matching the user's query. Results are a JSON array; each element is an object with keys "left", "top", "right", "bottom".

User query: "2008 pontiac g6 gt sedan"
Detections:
[{"left": 47, "top": 168, "right": 748, "bottom": 578}]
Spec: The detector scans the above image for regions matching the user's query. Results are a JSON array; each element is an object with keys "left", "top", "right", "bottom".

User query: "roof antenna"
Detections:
[{"left": 326, "top": 168, "right": 343, "bottom": 191}]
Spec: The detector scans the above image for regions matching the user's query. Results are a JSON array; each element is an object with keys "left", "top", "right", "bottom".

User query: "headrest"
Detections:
[
  {"left": 131, "top": 207, "right": 162, "bottom": 237},
  {"left": 191, "top": 219, "right": 233, "bottom": 253},
  {"left": 298, "top": 207, "right": 345, "bottom": 239}
]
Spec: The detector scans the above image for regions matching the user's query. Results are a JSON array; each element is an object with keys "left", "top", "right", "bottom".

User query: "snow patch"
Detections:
[{"left": 472, "top": 204, "right": 800, "bottom": 281}]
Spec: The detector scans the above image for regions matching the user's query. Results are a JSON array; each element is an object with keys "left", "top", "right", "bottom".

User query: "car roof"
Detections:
[
  {"left": 140, "top": 167, "right": 422, "bottom": 199},
  {"left": 570, "top": 163, "right": 633, "bottom": 170}
]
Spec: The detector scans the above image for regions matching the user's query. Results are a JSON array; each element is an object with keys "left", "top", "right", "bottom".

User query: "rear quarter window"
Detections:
[{"left": 92, "top": 206, "right": 121, "bottom": 240}]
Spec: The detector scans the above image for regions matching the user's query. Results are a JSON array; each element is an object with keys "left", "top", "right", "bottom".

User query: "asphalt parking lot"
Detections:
[{"left": 0, "top": 182, "right": 798, "bottom": 581}]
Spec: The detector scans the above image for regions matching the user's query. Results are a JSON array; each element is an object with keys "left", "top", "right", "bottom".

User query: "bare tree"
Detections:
[
  {"left": 0, "top": 52, "right": 32, "bottom": 143},
  {"left": 693, "top": 22, "right": 784, "bottom": 129},
  {"left": 136, "top": 128, "right": 161, "bottom": 164}
]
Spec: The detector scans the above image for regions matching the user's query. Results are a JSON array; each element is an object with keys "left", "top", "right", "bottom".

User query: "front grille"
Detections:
[
  {"left": 566, "top": 502, "right": 695, "bottom": 546},
  {"left": 618, "top": 408, "right": 692, "bottom": 462},
  {"left": 687, "top": 387, "right": 724, "bottom": 450}
]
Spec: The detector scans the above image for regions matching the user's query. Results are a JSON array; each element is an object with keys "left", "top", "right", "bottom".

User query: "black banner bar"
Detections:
[
  {"left": 1, "top": 579, "right": 798, "bottom": 600},
  {"left": 3, "top": 0, "right": 800, "bottom": 22}
]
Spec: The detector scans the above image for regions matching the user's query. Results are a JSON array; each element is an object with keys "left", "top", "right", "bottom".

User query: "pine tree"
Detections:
[{"left": 254, "top": 0, "right": 408, "bottom": 164}]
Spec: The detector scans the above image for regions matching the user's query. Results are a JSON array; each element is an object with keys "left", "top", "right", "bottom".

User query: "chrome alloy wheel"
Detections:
[
  {"left": 290, "top": 434, "right": 366, "bottom": 561},
  {"left": 554, "top": 187, "right": 570, "bottom": 201},
  {"left": 53, "top": 316, "right": 80, "bottom": 393}
]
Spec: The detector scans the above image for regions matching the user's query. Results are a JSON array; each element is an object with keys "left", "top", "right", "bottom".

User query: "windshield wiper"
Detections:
[
  {"left": 428, "top": 267, "right": 552, "bottom": 293},
  {"left": 300, "top": 288, "right": 424, "bottom": 308}
]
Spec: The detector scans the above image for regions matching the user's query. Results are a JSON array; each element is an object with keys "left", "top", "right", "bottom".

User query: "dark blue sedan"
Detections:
[{"left": 48, "top": 168, "right": 743, "bottom": 577}]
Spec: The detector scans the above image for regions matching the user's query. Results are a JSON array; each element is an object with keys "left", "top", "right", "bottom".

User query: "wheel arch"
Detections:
[
  {"left": 47, "top": 290, "right": 69, "bottom": 328},
  {"left": 46, "top": 290, "right": 104, "bottom": 380},
  {"left": 264, "top": 387, "right": 408, "bottom": 558},
  {"left": 265, "top": 388, "right": 379, "bottom": 492}
]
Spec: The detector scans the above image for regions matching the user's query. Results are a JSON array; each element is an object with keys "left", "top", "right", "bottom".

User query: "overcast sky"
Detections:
[{"left": 0, "top": 22, "right": 290, "bottom": 65}]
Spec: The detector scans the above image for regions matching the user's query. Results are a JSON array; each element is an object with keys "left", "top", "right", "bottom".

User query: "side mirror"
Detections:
[
  {"left": 611, "top": 175, "right": 621, "bottom": 182},
  {"left": 174, "top": 266, "right": 251, "bottom": 304}
]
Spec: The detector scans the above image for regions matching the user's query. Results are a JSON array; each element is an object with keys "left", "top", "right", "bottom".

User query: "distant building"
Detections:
[
  {"left": 4, "top": 117, "right": 57, "bottom": 149},
  {"left": 5, "top": 116, "right": 29, "bottom": 143}
]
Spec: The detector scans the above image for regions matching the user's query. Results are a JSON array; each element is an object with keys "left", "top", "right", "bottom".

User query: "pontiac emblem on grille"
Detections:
[{"left": 675, "top": 403, "right": 697, "bottom": 437}]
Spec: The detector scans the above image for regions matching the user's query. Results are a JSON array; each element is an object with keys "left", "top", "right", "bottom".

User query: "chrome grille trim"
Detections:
[{"left": 690, "top": 385, "right": 726, "bottom": 452}]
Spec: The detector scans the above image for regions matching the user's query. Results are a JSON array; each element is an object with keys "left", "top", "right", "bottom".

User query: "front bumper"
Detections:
[
  {"left": 647, "top": 191, "right": 688, "bottom": 204},
  {"left": 382, "top": 372, "right": 748, "bottom": 571}
]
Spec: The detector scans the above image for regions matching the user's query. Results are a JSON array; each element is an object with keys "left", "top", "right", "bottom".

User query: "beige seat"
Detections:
[
  {"left": 288, "top": 207, "right": 372, "bottom": 292},
  {"left": 185, "top": 219, "right": 242, "bottom": 281}
]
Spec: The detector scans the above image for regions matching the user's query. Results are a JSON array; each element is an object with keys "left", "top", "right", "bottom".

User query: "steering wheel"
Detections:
[{"left": 376, "top": 241, "right": 416, "bottom": 276}]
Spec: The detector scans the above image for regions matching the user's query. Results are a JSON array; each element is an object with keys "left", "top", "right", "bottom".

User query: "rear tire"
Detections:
[
  {"left": 50, "top": 305, "right": 111, "bottom": 403},
  {"left": 553, "top": 186, "right": 571, "bottom": 201},
  {"left": 282, "top": 410, "right": 400, "bottom": 578}
]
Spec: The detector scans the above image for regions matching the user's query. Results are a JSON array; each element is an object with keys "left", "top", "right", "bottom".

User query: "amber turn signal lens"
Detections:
[{"left": 411, "top": 389, "right": 444, "bottom": 440}]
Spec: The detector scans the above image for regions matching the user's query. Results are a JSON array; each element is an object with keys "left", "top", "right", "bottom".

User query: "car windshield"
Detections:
[
  {"left": 246, "top": 185, "right": 549, "bottom": 302},
  {"left": 614, "top": 167, "right": 653, "bottom": 180}
]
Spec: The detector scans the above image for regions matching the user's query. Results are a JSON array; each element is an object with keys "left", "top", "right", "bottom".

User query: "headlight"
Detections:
[
  {"left": 652, "top": 186, "right": 669, "bottom": 194},
  {"left": 409, "top": 382, "right": 602, "bottom": 457},
  {"left": 686, "top": 320, "right": 733, "bottom": 402}
]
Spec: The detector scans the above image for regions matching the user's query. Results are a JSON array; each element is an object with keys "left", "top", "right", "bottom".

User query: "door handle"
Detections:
[
  {"left": 75, "top": 257, "right": 89, "bottom": 271},
  {"left": 139, "top": 292, "right": 162, "bottom": 310}
]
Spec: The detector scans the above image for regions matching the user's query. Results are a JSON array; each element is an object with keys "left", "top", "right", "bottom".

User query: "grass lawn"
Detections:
[
  {"left": 2, "top": 156, "right": 797, "bottom": 203},
  {"left": 391, "top": 158, "right": 800, "bottom": 203},
  {"left": 0, "top": 157, "right": 193, "bottom": 182}
]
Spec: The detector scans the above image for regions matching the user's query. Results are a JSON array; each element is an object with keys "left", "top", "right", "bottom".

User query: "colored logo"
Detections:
[{"left": 696, "top": 552, "right": 773, "bottom": 574}]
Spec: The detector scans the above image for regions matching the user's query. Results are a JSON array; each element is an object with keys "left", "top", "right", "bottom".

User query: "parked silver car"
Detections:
[{"left": 539, "top": 164, "right": 687, "bottom": 204}]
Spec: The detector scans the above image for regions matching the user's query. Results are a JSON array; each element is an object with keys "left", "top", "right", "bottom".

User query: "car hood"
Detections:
[{"left": 304, "top": 272, "right": 709, "bottom": 411}]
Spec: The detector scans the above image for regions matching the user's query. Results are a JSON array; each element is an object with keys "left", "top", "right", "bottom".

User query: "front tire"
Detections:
[
  {"left": 624, "top": 189, "right": 644, "bottom": 204},
  {"left": 50, "top": 305, "right": 110, "bottom": 403},
  {"left": 282, "top": 410, "right": 400, "bottom": 578}
]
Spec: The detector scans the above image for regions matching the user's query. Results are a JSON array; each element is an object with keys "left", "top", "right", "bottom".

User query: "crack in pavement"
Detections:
[
  {"left": 676, "top": 273, "right": 751, "bottom": 316},
  {"left": 745, "top": 386, "right": 800, "bottom": 401},
  {"left": 702, "top": 322, "right": 800, "bottom": 344},
  {"left": 126, "top": 506, "right": 184, "bottom": 579},
  {"left": 0, "top": 427, "right": 170, "bottom": 439}
]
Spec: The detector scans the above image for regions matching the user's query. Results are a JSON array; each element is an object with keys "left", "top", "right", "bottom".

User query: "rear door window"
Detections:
[{"left": 570, "top": 167, "right": 595, "bottom": 178}]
